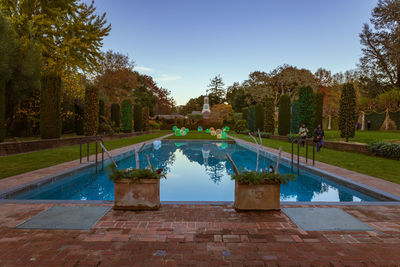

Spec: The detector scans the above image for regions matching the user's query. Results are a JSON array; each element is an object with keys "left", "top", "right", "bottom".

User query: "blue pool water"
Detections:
[{"left": 13, "top": 140, "right": 378, "bottom": 202}]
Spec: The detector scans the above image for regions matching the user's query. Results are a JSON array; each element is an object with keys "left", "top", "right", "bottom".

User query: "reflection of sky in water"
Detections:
[{"left": 14, "top": 141, "right": 377, "bottom": 202}]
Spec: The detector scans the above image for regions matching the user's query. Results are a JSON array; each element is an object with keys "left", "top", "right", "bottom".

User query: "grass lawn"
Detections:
[
  {"left": 323, "top": 130, "right": 400, "bottom": 144},
  {"left": 0, "top": 132, "right": 169, "bottom": 180},
  {"left": 165, "top": 131, "right": 222, "bottom": 140},
  {"left": 231, "top": 133, "right": 400, "bottom": 184}
]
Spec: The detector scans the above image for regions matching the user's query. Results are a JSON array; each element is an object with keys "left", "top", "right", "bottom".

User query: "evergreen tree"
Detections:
[
  {"left": 313, "top": 92, "right": 324, "bottom": 129},
  {"left": 207, "top": 75, "right": 225, "bottom": 105},
  {"left": 339, "top": 83, "right": 357, "bottom": 142},
  {"left": 264, "top": 98, "right": 275, "bottom": 133},
  {"left": 278, "top": 95, "right": 291, "bottom": 136},
  {"left": 142, "top": 106, "right": 150, "bottom": 131},
  {"left": 255, "top": 103, "right": 264, "bottom": 132},
  {"left": 111, "top": 103, "right": 120, "bottom": 130},
  {"left": 121, "top": 100, "right": 133, "bottom": 133},
  {"left": 83, "top": 84, "right": 99, "bottom": 136},
  {"left": 41, "top": 74, "right": 62, "bottom": 138},
  {"left": 247, "top": 106, "right": 256, "bottom": 131},
  {"left": 74, "top": 99, "right": 84, "bottom": 135},
  {"left": 134, "top": 104, "right": 143, "bottom": 132},
  {"left": 290, "top": 101, "right": 300, "bottom": 134},
  {"left": 299, "top": 86, "right": 315, "bottom": 136}
]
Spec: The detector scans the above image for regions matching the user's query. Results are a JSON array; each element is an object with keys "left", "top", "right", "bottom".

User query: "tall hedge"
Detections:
[
  {"left": 142, "top": 106, "right": 150, "bottom": 131},
  {"left": 255, "top": 104, "right": 265, "bottom": 132},
  {"left": 133, "top": 104, "right": 143, "bottom": 132},
  {"left": 290, "top": 100, "right": 300, "bottom": 133},
  {"left": 313, "top": 92, "right": 324, "bottom": 129},
  {"left": 83, "top": 84, "right": 99, "bottom": 136},
  {"left": 74, "top": 99, "right": 84, "bottom": 135},
  {"left": 111, "top": 103, "right": 120, "bottom": 128},
  {"left": 247, "top": 105, "right": 256, "bottom": 131},
  {"left": 121, "top": 99, "right": 133, "bottom": 133},
  {"left": 278, "top": 95, "right": 291, "bottom": 136},
  {"left": 242, "top": 107, "right": 249, "bottom": 127},
  {"left": 0, "top": 80, "right": 5, "bottom": 142},
  {"left": 99, "top": 99, "right": 105, "bottom": 123},
  {"left": 264, "top": 98, "right": 275, "bottom": 133},
  {"left": 299, "top": 86, "right": 314, "bottom": 136},
  {"left": 338, "top": 83, "right": 356, "bottom": 142},
  {"left": 40, "top": 73, "right": 62, "bottom": 139}
]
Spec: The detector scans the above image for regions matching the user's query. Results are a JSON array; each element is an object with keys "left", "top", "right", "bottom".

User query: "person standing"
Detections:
[
  {"left": 298, "top": 124, "right": 309, "bottom": 146},
  {"left": 313, "top": 125, "right": 325, "bottom": 152}
]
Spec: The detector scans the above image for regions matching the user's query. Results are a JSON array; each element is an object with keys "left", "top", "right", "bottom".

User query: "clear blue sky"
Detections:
[{"left": 94, "top": 0, "right": 377, "bottom": 105}]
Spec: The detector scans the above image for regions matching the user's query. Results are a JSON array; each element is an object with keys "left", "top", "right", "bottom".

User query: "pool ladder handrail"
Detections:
[
  {"left": 79, "top": 136, "right": 105, "bottom": 174},
  {"left": 290, "top": 139, "right": 315, "bottom": 175}
]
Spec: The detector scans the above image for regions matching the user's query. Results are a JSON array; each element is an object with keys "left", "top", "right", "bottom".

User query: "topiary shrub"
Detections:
[
  {"left": 40, "top": 73, "right": 62, "bottom": 139},
  {"left": 121, "top": 99, "right": 133, "bottom": 133},
  {"left": 133, "top": 104, "right": 143, "bottom": 132},
  {"left": 290, "top": 100, "right": 300, "bottom": 134},
  {"left": 83, "top": 84, "right": 99, "bottom": 136},
  {"left": 242, "top": 107, "right": 248, "bottom": 125},
  {"left": 389, "top": 112, "right": 400, "bottom": 129},
  {"left": 247, "top": 106, "right": 256, "bottom": 131},
  {"left": 338, "top": 83, "right": 356, "bottom": 142},
  {"left": 142, "top": 106, "right": 150, "bottom": 131},
  {"left": 287, "top": 134, "right": 301, "bottom": 143},
  {"left": 234, "top": 119, "right": 246, "bottom": 133},
  {"left": 368, "top": 142, "right": 400, "bottom": 160},
  {"left": 74, "top": 99, "right": 84, "bottom": 135},
  {"left": 278, "top": 95, "right": 291, "bottom": 136},
  {"left": 233, "top": 112, "right": 243, "bottom": 122},
  {"left": 299, "top": 86, "right": 314, "bottom": 137},
  {"left": 264, "top": 98, "right": 275, "bottom": 134},
  {"left": 111, "top": 103, "right": 120, "bottom": 132},
  {"left": 255, "top": 103, "right": 265, "bottom": 132},
  {"left": 313, "top": 92, "right": 324, "bottom": 129},
  {"left": 365, "top": 112, "right": 386, "bottom": 130}
]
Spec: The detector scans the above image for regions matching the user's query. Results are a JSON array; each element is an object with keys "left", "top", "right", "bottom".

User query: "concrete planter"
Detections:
[
  {"left": 114, "top": 178, "right": 160, "bottom": 210},
  {"left": 233, "top": 180, "right": 280, "bottom": 211}
]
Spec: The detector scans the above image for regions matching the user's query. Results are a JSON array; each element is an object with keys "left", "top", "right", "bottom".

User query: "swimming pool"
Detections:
[{"left": 9, "top": 140, "right": 381, "bottom": 202}]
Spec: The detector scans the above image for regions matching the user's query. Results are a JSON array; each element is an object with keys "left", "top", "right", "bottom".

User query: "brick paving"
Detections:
[{"left": 0, "top": 203, "right": 400, "bottom": 266}]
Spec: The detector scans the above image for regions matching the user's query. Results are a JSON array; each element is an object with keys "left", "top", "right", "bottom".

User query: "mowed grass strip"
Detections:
[
  {"left": 0, "top": 132, "right": 169, "bottom": 179},
  {"left": 323, "top": 130, "right": 400, "bottom": 144},
  {"left": 231, "top": 133, "right": 400, "bottom": 184}
]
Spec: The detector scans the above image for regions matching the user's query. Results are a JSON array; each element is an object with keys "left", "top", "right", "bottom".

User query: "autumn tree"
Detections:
[
  {"left": 210, "top": 104, "right": 233, "bottom": 124},
  {"left": 207, "top": 75, "right": 225, "bottom": 105}
]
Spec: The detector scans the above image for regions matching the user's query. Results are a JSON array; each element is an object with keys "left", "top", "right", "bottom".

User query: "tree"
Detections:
[
  {"left": 41, "top": 74, "right": 62, "bottom": 138},
  {"left": 83, "top": 84, "right": 99, "bottom": 136},
  {"left": 313, "top": 92, "right": 324, "bottom": 129},
  {"left": 133, "top": 104, "right": 143, "bottom": 132},
  {"left": 339, "top": 83, "right": 357, "bottom": 142},
  {"left": 226, "top": 82, "right": 247, "bottom": 112},
  {"left": 210, "top": 104, "right": 233, "bottom": 124},
  {"left": 290, "top": 101, "right": 300, "bottom": 134},
  {"left": 121, "top": 100, "right": 133, "bottom": 133},
  {"left": 180, "top": 96, "right": 204, "bottom": 115},
  {"left": 278, "top": 95, "right": 291, "bottom": 136},
  {"left": 255, "top": 104, "right": 264, "bottom": 132},
  {"left": 142, "top": 106, "right": 150, "bottom": 131},
  {"left": 111, "top": 103, "right": 121, "bottom": 131},
  {"left": 247, "top": 106, "right": 256, "bottom": 131},
  {"left": 99, "top": 99, "right": 105, "bottom": 125},
  {"left": 74, "top": 99, "right": 84, "bottom": 135},
  {"left": 359, "top": 0, "right": 400, "bottom": 88},
  {"left": 207, "top": 75, "right": 225, "bottom": 104},
  {"left": 298, "top": 86, "right": 315, "bottom": 136},
  {"left": 264, "top": 98, "right": 275, "bottom": 133}
]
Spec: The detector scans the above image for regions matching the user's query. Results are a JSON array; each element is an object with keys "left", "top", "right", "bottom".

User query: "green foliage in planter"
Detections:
[
  {"left": 264, "top": 98, "right": 275, "bottom": 133},
  {"left": 255, "top": 103, "right": 265, "bottom": 132},
  {"left": 231, "top": 171, "right": 295, "bottom": 185},
  {"left": 121, "top": 99, "right": 133, "bottom": 133},
  {"left": 247, "top": 105, "right": 256, "bottom": 131},
  {"left": 313, "top": 92, "right": 324, "bottom": 129},
  {"left": 234, "top": 119, "right": 247, "bottom": 133},
  {"left": 40, "top": 73, "right": 62, "bottom": 139},
  {"left": 83, "top": 84, "right": 99, "bottom": 136},
  {"left": 142, "top": 106, "right": 150, "bottom": 131},
  {"left": 233, "top": 112, "right": 243, "bottom": 122},
  {"left": 134, "top": 104, "right": 143, "bottom": 132},
  {"left": 299, "top": 86, "right": 314, "bottom": 137},
  {"left": 290, "top": 100, "right": 300, "bottom": 134},
  {"left": 242, "top": 107, "right": 248, "bottom": 125},
  {"left": 287, "top": 134, "right": 301, "bottom": 143},
  {"left": 109, "top": 166, "right": 166, "bottom": 181},
  {"left": 278, "top": 95, "right": 291, "bottom": 136},
  {"left": 74, "top": 100, "right": 84, "bottom": 135},
  {"left": 111, "top": 103, "right": 120, "bottom": 132},
  {"left": 368, "top": 142, "right": 400, "bottom": 160},
  {"left": 338, "top": 83, "right": 356, "bottom": 141}
]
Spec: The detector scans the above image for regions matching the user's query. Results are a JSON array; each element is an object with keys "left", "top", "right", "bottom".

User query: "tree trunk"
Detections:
[
  {"left": 361, "top": 112, "right": 365, "bottom": 131},
  {"left": 328, "top": 115, "right": 331, "bottom": 130}
]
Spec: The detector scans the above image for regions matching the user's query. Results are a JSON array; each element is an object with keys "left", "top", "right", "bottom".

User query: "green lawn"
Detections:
[
  {"left": 231, "top": 133, "right": 400, "bottom": 184},
  {"left": 323, "top": 130, "right": 400, "bottom": 144},
  {"left": 0, "top": 132, "right": 169, "bottom": 180},
  {"left": 165, "top": 131, "right": 221, "bottom": 140}
]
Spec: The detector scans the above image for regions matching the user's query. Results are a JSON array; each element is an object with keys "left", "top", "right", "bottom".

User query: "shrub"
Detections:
[
  {"left": 133, "top": 104, "right": 143, "bottom": 132},
  {"left": 40, "top": 73, "right": 62, "bottom": 139},
  {"left": 98, "top": 99, "right": 105, "bottom": 132},
  {"left": 233, "top": 112, "right": 243, "bottom": 122},
  {"left": 247, "top": 105, "right": 256, "bottom": 131},
  {"left": 313, "top": 92, "right": 324, "bottom": 129},
  {"left": 286, "top": 134, "right": 301, "bottom": 143},
  {"left": 188, "top": 114, "right": 203, "bottom": 121},
  {"left": 231, "top": 171, "right": 295, "bottom": 185},
  {"left": 264, "top": 98, "right": 275, "bottom": 133},
  {"left": 149, "top": 120, "right": 160, "bottom": 130},
  {"left": 74, "top": 99, "right": 84, "bottom": 135},
  {"left": 255, "top": 104, "right": 264, "bottom": 132},
  {"left": 338, "top": 83, "right": 356, "bottom": 142},
  {"left": 142, "top": 106, "right": 150, "bottom": 131},
  {"left": 109, "top": 166, "right": 166, "bottom": 181},
  {"left": 259, "top": 132, "right": 271, "bottom": 138},
  {"left": 110, "top": 103, "right": 120, "bottom": 132},
  {"left": 234, "top": 119, "right": 247, "bottom": 133},
  {"left": 299, "top": 86, "right": 314, "bottom": 137},
  {"left": 368, "top": 142, "right": 400, "bottom": 160},
  {"left": 242, "top": 107, "right": 248, "bottom": 123},
  {"left": 241, "top": 129, "right": 250, "bottom": 135},
  {"left": 83, "top": 84, "right": 99, "bottom": 136},
  {"left": 0, "top": 82, "right": 4, "bottom": 142},
  {"left": 278, "top": 95, "right": 291, "bottom": 136},
  {"left": 121, "top": 99, "right": 133, "bottom": 133},
  {"left": 290, "top": 100, "right": 300, "bottom": 134}
]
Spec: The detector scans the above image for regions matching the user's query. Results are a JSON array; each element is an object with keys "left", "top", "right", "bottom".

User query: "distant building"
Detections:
[{"left": 202, "top": 95, "right": 211, "bottom": 118}]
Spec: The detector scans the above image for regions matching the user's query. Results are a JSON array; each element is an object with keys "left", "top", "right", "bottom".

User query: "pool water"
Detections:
[{"left": 13, "top": 140, "right": 377, "bottom": 202}]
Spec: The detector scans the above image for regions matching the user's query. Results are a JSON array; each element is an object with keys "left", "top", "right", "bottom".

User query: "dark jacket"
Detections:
[{"left": 313, "top": 128, "right": 324, "bottom": 142}]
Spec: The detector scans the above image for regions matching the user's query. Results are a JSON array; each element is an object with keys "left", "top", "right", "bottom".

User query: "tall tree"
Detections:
[
  {"left": 226, "top": 82, "right": 247, "bottom": 112},
  {"left": 264, "top": 98, "right": 275, "bottom": 133},
  {"left": 207, "top": 74, "right": 225, "bottom": 105},
  {"left": 278, "top": 95, "right": 291, "bottom": 136},
  {"left": 339, "top": 83, "right": 357, "bottom": 142},
  {"left": 313, "top": 92, "right": 324, "bottom": 129},
  {"left": 298, "top": 86, "right": 315, "bottom": 135}
]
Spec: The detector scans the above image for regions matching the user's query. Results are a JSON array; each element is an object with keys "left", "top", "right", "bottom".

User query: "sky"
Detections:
[{"left": 93, "top": 0, "right": 378, "bottom": 105}]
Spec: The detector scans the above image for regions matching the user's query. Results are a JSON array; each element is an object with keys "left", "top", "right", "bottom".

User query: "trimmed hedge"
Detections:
[
  {"left": 389, "top": 112, "right": 400, "bottom": 129},
  {"left": 121, "top": 99, "right": 133, "bottom": 133},
  {"left": 133, "top": 104, "right": 143, "bottom": 132},
  {"left": 339, "top": 83, "right": 356, "bottom": 141},
  {"left": 365, "top": 112, "right": 386, "bottom": 130},
  {"left": 287, "top": 134, "right": 301, "bottom": 143},
  {"left": 313, "top": 92, "right": 324, "bottom": 129},
  {"left": 74, "top": 99, "right": 84, "bottom": 135},
  {"left": 0, "top": 80, "right": 5, "bottom": 142},
  {"left": 99, "top": 99, "right": 105, "bottom": 123},
  {"left": 255, "top": 104, "right": 265, "bottom": 132},
  {"left": 142, "top": 106, "right": 150, "bottom": 131},
  {"left": 233, "top": 112, "right": 243, "bottom": 122},
  {"left": 299, "top": 86, "right": 314, "bottom": 137},
  {"left": 368, "top": 142, "right": 400, "bottom": 160},
  {"left": 290, "top": 100, "right": 300, "bottom": 133},
  {"left": 111, "top": 103, "right": 120, "bottom": 131},
  {"left": 40, "top": 73, "right": 62, "bottom": 139},
  {"left": 264, "top": 98, "right": 275, "bottom": 133},
  {"left": 83, "top": 84, "right": 99, "bottom": 136},
  {"left": 247, "top": 106, "right": 256, "bottom": 131},
  {"left": 234, "top": 119, "right": 246, "bottom": 133},
  {"left": 242, "top": 107, "right": 249, "bottom": 125},
  {"left": 278, "top": 95, "right": 291, "bottom": 136}
]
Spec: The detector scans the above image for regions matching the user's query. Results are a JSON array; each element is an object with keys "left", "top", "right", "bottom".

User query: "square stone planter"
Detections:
[
  {"left": 233, "top": 180, "right": 280, "bottom": 211},
  {"left": 114, "top": 178, "right": 160, "bottom": 210}
]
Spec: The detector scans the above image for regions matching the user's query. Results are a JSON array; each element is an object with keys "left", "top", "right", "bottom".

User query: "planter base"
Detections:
[{"left": 234, "top": 181, "right": 280, "bottom": 211}]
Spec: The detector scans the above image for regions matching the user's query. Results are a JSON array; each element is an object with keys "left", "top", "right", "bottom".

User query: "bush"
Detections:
[
  {"left": 286, "top": 134, "right": 301, "bottom": 143},
  {"left": 290, "top": 100, "right": 300, "bottom": 134},
  {"left": 338, "top": 83, "right": 356, "bottom": 141},
  {"left": 133, "top": 104, "right": 143, "bottom": 132},
  {"left": 255, "top": 104, "right": 264, "bottom": 132},
  {"left": 110, "top": 103, "right": 120, "bottom": 132},
  {"left": 98, "top": 99, "right": 105, "bottom": 132},
  {"left": 264, "top": 98, "right": 275, "bottom": 133},
  {"left": 368, "top": 142, "right": 400, "bottom": 160},
  {"left": 83, "top": 84, "right": 99, "bottom": 136},
  {"left": 234, "top": 119, "right": 247, "bottom": 133},
  {"left": 188, "top": 114, "right": 203, "bottom": 121},
  {"left": 299, "top": 86, "right": 314, "bottom": 137},
  {"left": 40, "top": 73, "right": 62, "bottom": 139},
  {"left": 278, "top": 95, "right": 291, "bottom": 136},
  {"left": 242, "top": 107, "right": 248, "bottom": 123},
  {"left": 142, "top": 106, "right": 150, "bottom": 131},
  {"left": 74, "top": 99, "right": 84, "bottom": 135},
  {"left": 149, "top": 120, "right": 160, "bottom": 130},
  {"left": 247, "top": 106, "right": 256, "bottom": 131},
  {"left": 313, "top": 92, "right": 324, "bottom": 129},
  {"left": 233, "top": 112, "right": 243, "bottom": 122},
  {"left": 121, "top": 99, "right": 133, "bottom": 133},
  {"left": 259, "top": 132, "right": 271, "bottom": 138}
]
